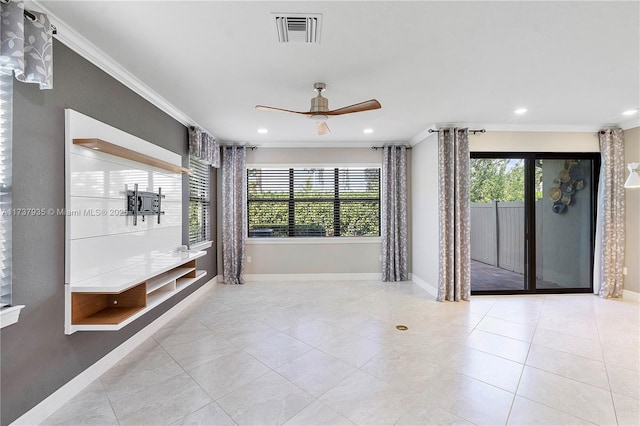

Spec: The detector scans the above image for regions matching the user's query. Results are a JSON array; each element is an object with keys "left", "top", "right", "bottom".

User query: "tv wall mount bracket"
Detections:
[{"left": 126, "top": 183, "right": 165, "bottom": 225}]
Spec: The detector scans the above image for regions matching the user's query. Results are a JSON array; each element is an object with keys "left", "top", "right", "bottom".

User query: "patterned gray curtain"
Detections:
[
  {"left": 594, "top": 129, "right": 625, "bottom": 298},
  {"left": 221, "top": 146, "right": 246, "bottom": 285},
  {"left": 0, "top": 0, "right": 53, "bottom": 89},
  {"left": 381, "top": 145, "right": 409, "bottom": 281},
  {"left": 189, "top": 126, "right": 220, "bottom": 168},
  {"left": 437, "top": 128, "right": 470, "bottom": 301}
]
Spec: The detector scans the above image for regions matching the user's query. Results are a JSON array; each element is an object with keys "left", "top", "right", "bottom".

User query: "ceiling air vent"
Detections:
[{"left": 274, "top": 13, "right": 322, "bottom": 44}]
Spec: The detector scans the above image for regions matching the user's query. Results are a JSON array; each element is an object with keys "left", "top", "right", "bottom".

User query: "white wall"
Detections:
[
  {"left": 470, "top": 131, "right": 599, "bottom": 152},
  {"left": 217, "top": 147, "right": 383, "bottom": 278},
  {"left": 410, "top": 133, "right": 440, "bottom": 290},
  {"left": 624, "top": 127, "right": 640, "bottom": 294}
]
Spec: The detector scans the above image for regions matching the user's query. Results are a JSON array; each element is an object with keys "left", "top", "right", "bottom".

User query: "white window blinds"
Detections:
[
  {"left": 0, "top": 73, "right": 13, "bottom": 307},
  {"left": 247, "top": 167, "right": 381, "bottom": 238},
  {"left": 188, "top": 156, "right": 211, "bottom": 245}
]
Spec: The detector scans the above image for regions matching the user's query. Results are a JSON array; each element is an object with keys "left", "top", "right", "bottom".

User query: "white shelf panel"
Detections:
[
  {"left": 68, "top": 197, "right": 181, "bottom": 240},
  {"left": 176, "top": 271, "right": 207, "bottom": 291},
  {"left": 70, "top": 250, "right": 205, "bottom": 293},
  {"left": 146, "top": 267, "right": 194, "bottom": 293},
  {"left": 144, "top": 270, "right": 207, "bottom": 310},
  {"left": 69, "top": 153, "right": 182, "bottom": 201},
  {"left": 147, "top": 281, "right": 176, "bottom": 298},
  {"left": 69, "top": 227, "right": 182, "bottom": 284}
]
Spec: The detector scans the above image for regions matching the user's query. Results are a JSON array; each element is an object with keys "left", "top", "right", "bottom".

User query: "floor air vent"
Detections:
[{"left": 274, "top": 13, "right": 322, "bottom": 44}]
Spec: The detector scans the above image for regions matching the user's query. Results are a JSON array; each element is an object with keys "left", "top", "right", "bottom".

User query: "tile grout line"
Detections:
[
  {"left": 504, "top": 294, "right": 546, "bottom": 425},
  {"left": 594, "top": 298, "right": 622, "bottom": 426}
]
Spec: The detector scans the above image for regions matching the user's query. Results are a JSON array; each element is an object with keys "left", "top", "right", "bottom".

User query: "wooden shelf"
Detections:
[
  {"left": 73, "top": 306, "right": 146, "bottom": 325},
  {"left": 73, "top": 138, "right": 191, "bottom": 175},
  {"left": 71, "top": 283, "right": 146, "bottom": 325}
]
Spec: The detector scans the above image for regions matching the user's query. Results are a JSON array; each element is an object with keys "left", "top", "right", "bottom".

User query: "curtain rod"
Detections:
[
  {"left": 598, "top": 129, "right": 621, "bottom": 134},
  {"left": 370, "top": 145, "right": 412, "bottom": 150},
  {"left": 23, "top": 9, "right": 57, "bottom": 34},
  {"left": 221, "top": 145, "right": 257, "bottom": 150},
  {"left": 428, "top": 128, "right": 485, "bottom": 135}
]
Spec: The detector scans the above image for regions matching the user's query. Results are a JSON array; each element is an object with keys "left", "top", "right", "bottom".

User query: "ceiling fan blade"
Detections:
[
  {"left": 317, "top": 121, "right": 331, "bottom": 135},
  {"left": 325, "top": 99, "right": 382, "bottom": 116},
  {"left": 255, "top": 105, "right": 312, "bottom": 116}
]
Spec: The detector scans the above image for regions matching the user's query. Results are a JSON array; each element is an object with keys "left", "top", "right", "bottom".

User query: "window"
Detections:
[
  {"left": 188, "top": 156, "right": 211, "bottom": 246},
  {"left": 247, "top": 167, "right": 380, "bottom": 238},
  {"left": 1, "top": 73, "right": 13, "bottom": 308}
]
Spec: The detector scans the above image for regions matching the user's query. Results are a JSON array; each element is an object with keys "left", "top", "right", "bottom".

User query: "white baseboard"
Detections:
[
  {"left": 411, "top": 273, "right": 438, "bottom": 298},
  {"left": 623, "top": 288, "right": 640, "bottom": 302},
  {"left": 242, "top": 273, "right": 382, "bottom": 282},
  {"left": 11, "top": 279, "right": 215, "bottom": 426}
]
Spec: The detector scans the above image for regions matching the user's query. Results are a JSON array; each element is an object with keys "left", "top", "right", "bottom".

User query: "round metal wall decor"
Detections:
[
  {"left": 548, "top": 160, "right": 586, "bottom": 214},
  {"left": 396, "top": 325, "right": 409, "bottom": 331}
]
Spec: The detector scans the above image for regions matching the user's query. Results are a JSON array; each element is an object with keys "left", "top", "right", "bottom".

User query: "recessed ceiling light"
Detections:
[
  {"left": 622, "top": 109, "right": 638, "bottom": 116},
  {"left": 257, "top": 128, "right": 268, "bottom": 134},
  {"left": 514, "top": 108, "right": 527, "bottom": 115},
  {"left": 363, "top": 128, "right": 374, "bottom": 134}
]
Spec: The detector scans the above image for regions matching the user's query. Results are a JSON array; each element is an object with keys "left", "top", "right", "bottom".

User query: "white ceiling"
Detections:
[{"left": 35, "top": 1, "right": 640, "bottom": 147}]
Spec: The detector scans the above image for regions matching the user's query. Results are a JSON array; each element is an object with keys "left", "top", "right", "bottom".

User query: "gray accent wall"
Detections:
[{"left": 0, "top": 40, "right": 217, "bottom": 425}]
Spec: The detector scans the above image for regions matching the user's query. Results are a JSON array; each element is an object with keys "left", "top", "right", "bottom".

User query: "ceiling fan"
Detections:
[{"left": 255, "top": 82, "right": 381, "bottom": 135}]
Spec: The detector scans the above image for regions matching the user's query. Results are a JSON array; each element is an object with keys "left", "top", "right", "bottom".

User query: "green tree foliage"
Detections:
[
  {"left": 248, "top": 191, "right": 380, "bottom": 237},
  {"left": 470, "top": 159, "right": 524, "bottom": 203}
]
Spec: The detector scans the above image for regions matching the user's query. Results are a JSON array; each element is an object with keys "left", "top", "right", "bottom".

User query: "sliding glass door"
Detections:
[
  {"left": 535, "top": 158, "right": 594, "bottom": 290},
  {"left": 470, "top": 153, "right": 599, "bottom": 294},
  {"left": 470, "top": 157, "right": 526, "bottom": 291}
]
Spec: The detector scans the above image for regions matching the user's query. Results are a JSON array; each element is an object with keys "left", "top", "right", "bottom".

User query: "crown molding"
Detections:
[
  {"left": 409, "top": 124, "right": 438, "bottom": 146},
  {"left": 232, "top": 140, "right": 406, "bottom": 149},
  {"left": 619, "top": 118, "right": 640, "bottom": 131},
  {"left": 30, "top": 1, "right": 199, "bottom": 129},
  {"left": 409, "top": 122, "right": 637, "bottom": 145}
]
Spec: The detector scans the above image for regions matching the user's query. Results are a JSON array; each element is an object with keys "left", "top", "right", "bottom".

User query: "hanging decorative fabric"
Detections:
[
  {"left": 189, "top": 126, "right": 220, "bottom": 168},
  {"left": 221, "top": 146, "right": 247, "bottom": 285},
  {"left": 381, "top": 145, "right": 409, "bottom": 282},
  {"left": 437, "top": 128, "right": 471, "bottom": 302},
  {"left": 594, "top": 128, "right": 626, "bottom": 298},
  {"left": 0, "top": 0, "right": 54, "bottom": 89}
]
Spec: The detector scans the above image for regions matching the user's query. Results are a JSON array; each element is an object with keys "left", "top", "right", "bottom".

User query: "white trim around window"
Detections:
[{"left": 247, "top": 237, "right": 382, "bottom": 245}]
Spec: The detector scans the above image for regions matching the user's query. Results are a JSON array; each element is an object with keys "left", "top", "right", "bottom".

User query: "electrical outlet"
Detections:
[
  {"left": 623, "top": 267, "right": 627, "bottom": 276},
  {"left": 247, "top": 256, "right": 252, "bottom": 263}
]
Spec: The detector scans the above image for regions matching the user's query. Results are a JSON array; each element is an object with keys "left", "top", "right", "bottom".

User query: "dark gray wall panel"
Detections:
[{"left": 1, "top": 40, "right": 216, "bottom": 425}]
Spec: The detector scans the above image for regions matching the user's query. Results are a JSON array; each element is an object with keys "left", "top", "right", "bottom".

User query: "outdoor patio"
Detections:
[{"left": 471, "top": 260, "right": 564, "bottom": 292}]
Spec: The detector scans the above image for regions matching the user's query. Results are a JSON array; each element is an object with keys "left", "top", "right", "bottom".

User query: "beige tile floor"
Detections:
[{"left": 43, "top": 280, "right": 640, "bottom": 425}]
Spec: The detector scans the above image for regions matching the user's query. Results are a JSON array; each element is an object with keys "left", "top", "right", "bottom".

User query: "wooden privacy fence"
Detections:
[{"left": 470, "top": 201, "right": 529, "bottom": 274}]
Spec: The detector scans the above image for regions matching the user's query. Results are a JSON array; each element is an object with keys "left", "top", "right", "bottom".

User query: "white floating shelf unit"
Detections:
[
  {"left": 65, "top": 250, "right": 206, "bottom": 334},
  {"left": 64, "top": 110, "right": 208, "bottom": 335}
]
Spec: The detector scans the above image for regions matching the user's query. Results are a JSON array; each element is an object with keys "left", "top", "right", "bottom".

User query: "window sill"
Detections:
[
  {"left": 247, "top": 237, "right": 382, "bottom": 245},
  {"left": 189, "top": 240, "right": 212, "bottom": 251},
  {"left": 0, "top": 305, "right": 25, "bottom": 329}
]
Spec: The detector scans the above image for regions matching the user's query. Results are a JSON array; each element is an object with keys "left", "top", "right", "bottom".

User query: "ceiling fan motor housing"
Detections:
[{"left": 310, "top": 92, "right": 328, "bottom": 114}]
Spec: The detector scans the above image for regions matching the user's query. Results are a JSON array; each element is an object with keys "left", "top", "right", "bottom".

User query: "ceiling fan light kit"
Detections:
[{"left": 255, "top": 82, "right": 381, "bottom": 135}]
